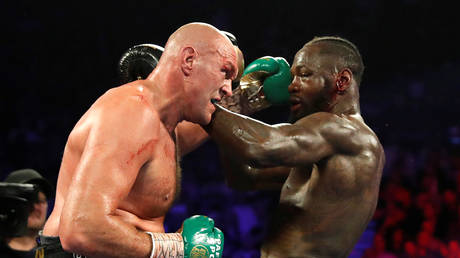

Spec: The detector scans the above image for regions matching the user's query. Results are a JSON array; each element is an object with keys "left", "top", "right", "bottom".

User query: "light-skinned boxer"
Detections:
[{"left": 37, "top": 22, "right": 234, "bottom": 258}]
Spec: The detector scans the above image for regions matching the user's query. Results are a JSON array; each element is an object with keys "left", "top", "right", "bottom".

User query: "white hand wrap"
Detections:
[{"left": 145, "top": 232, "right": 156, "bottom": 258}]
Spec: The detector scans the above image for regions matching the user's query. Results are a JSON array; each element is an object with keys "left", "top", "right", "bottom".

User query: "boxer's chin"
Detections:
[
  {"left": 202, "top": 113, "right": 212, "bottom": 125},
  {"left": 198, "top": 103, "right": 214, "bottom": 125}
]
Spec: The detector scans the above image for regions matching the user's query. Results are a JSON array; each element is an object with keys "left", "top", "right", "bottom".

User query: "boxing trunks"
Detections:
[{"left": 35, "top": 233, "right": 86, "bottom": 258}]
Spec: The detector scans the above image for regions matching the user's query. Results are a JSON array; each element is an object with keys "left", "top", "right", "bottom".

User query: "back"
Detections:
[
  {"left": 262, "top": 115, "right": 384, "bottom": 258},
  {"left": 42, "top": 91, "right": 96, "bottom": 235}
]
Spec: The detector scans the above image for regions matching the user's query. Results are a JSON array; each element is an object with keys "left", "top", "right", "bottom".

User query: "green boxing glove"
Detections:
[
  {"left": 182, "top": 215, "right": 224, "bottom": 258},
  {"left": 242, "top": 56, "right": 292, "bottom": 105},
  {"left": 218, "top": 56, "right": 292, "bottom": 115}
]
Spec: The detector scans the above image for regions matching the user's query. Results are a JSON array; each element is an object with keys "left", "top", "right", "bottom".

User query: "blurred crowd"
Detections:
[{"left": 362, "top": 137, "right": 460, "bottom": 258}]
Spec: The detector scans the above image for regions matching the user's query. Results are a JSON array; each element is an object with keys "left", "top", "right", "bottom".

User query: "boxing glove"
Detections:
[
  {"left": 219, "top": 56, "right": 292, "bottom": 115},
  {"left": 118, "top": 44, "right": 164, "bottom": 84},
  {"left": 182, "top": 215, "right": 224, "bottom": 258}
]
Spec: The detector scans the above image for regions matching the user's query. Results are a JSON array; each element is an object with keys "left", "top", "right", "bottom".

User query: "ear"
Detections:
[
  {"left": 335, "top": 68, "right": 352, "bottom": 94},
  {"left": 181, "top": 46, "right": 196, "bottom": 76}
]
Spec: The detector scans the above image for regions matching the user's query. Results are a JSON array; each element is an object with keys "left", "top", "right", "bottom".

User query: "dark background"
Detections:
[{"left": 1, "top": 1, "right": 459, "bottom": 257}]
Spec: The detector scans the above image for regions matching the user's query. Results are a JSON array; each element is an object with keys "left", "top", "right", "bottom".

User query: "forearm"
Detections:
[
  {"left": 59, "top": 192, "right": 182, "bottom": 258},
  {"left": 60, "top": 211, "right": 149, "bottom": 257},
  {"left": 62, "top": 213, "right": 184, "bottom": 258},
  {"left": 206, "top": 104, "right": 274, "bottom": 167}
]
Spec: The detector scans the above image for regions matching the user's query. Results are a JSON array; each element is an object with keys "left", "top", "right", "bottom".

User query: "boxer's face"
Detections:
[
  {"left": 288, "top": 44, "right": 335, "bottom": 122},
  {"left": 188, "top": 42, "right": 236, "bottom": 124},
  {"left": 28, "top": 191, "right": 48, "bottom": 230}
]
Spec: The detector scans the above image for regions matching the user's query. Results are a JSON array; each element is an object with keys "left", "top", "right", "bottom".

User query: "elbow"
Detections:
[
  {"left": 241, "top": 145, "right": 260, "bottom": 167},
  {"left": 243, "top": 146, "right": 272, "bottom": 168},
  {"left": 59, "top": 216, "right": 96, "bottom": 255},
  {"left": 60, "top": 226, "right": 89, "bottom": 255}
]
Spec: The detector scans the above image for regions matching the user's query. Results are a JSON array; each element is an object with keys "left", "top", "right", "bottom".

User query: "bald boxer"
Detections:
[
  {"left": 38, "top": 23, "right": 235, "bottom": 258},
  {"left": 206, "top": 36, "right": 385, "bottom": 257}
]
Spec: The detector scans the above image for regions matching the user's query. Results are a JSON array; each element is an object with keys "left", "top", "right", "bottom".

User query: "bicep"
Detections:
[
  {"left": 253, "top": 124, "right": 334, "bottom": 167},
  {"left": 249, "top": 114, "right": 359, "bottom": 168},
  {"left": 66, "top": 104, "right": 158, "bottom": 214},
  {"left": 60, "top": 132, "right": 148, "bottom": 234}
]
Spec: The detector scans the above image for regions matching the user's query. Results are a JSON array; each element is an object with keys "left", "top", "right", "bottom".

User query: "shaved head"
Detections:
[
  {"left": 305, "top": 36, "right": 364, "bottom": 85},
  {"left": 150, "top": 22, "right": 238, "bottom": 125},
  {"left": 161, "top": 22, "right": 235, "bottom": 62}
]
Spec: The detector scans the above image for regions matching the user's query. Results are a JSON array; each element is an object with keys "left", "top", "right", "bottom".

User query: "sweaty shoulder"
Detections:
[
  {"left": 89, "top": 84, "right": 161, "bottom": 137},
  {"left": 294, "top": 112, "right": 382, "bottom": 156}
]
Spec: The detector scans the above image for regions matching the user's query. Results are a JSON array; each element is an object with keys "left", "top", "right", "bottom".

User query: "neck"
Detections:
[
  {"left": 7, "top": 229, "right": 39, "bottom": 251},
  {"left": 327, "top": 85, "right": 361, "bottom": 116},
  {"left": 146, "top": 67, "right": 185, "bottom": 134}
]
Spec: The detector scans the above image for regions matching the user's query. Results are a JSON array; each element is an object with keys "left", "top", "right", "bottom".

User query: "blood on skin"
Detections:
[{"left": 126, "top": 139, "right": 156, "bottom": 165}]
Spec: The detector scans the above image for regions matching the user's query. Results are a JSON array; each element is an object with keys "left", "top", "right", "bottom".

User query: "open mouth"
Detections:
[
  {"left": 291, "top": 103, "right": 301, "bottom": 112},
  {"left": 290, "top": 97, "right": 301, "bottom": 111},
  {"left": 211, "top": 95, "right": 222, "bottom": 104}
]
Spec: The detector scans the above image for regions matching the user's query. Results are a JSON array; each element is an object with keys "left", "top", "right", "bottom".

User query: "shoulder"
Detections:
[
  {"left": 292, "top": 112, "right": 355, "bottom": 136},
  {"left": 293, "top": 112, "right": 346, "bottom": 127},
  {"left": 295, "top": 112, "right": 382, "bottom": 155},
  {"left": 87, "top": 85, "right": 161, "bottom": 137},
  {"left": 98, "top": 85, "right": 158, "bottom": 119}
]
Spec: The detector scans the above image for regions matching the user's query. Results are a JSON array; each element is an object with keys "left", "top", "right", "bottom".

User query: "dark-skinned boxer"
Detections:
[{"left": 206, "top": 36, "right": 385, "bottom": 258}]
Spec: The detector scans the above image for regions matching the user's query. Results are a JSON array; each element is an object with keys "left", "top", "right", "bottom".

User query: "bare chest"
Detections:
[
  {"left": 280, "top": 157, "right": 360, "bottom": 208},
  {"left": 120, "top": 134, "right": 180, "bottom": 218},
  {"left": 280, "top": 166, "right": 313, "bottom": 208}
]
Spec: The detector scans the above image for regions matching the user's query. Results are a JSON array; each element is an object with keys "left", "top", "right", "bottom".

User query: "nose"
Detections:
[
  {"left": 220, "top": 80, "right": 233, "bottom": 97},
  {"left": 31, "top": 202, "right": 41, "bottom": 213},
  {"left": 288, "top": 77, "right": 300, "bottom": 93}
]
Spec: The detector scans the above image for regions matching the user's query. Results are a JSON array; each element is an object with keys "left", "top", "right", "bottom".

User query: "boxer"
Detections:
[
  {"left": 37, "top": 22, "right": 234, "bottom": 258},
  {"left": 206, "top": 36, "right": 385, "bottom": 258}
]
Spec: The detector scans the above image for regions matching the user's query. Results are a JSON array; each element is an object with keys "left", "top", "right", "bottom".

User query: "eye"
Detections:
[
  {"left": 300, "top": 72, "right": 312, "bottom": 77},
  {"left": 221, "top": 68, "right": 231, "bottom": 79}
]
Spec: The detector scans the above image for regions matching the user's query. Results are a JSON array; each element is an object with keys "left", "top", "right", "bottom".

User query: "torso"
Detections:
[
  {"left": 43, "top": 82, "right": 180, "bottom": 235},
  {"left": 261, "top": 116, "right": 384, "bottom": 258}
]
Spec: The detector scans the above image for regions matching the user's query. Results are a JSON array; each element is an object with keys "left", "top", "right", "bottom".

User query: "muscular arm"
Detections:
[
  {"left": 174, "top": 96, "right": 254, "bottom": 157},
  {"left": 206, "top": 105, "right": 362, "bottom": 168},
  {"left": 219, "top": 147, "right": 290, "bottom": 190},
  {"left": 59, "top": 99, "right": 157, "bottom": 258}
]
